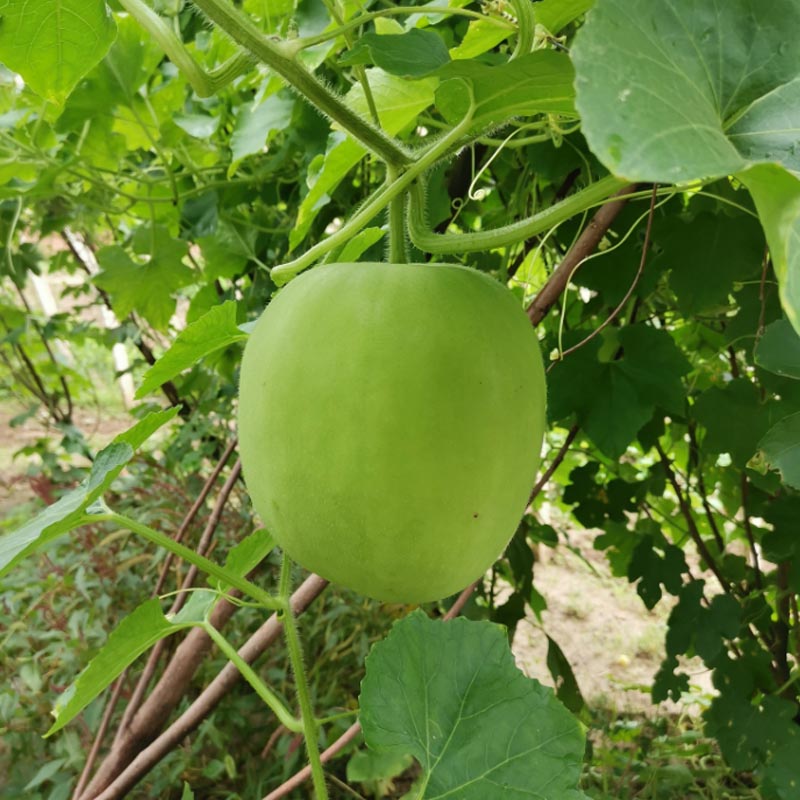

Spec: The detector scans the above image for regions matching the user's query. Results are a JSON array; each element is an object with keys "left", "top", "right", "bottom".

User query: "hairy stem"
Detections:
[
  {"left": 387, "top": 165, "right": 408, "bottom": 264},
  {"left": 272, "top": 106, "right": 475, "bottom": 284},
  {"left": 279, "top": 554, "right": 328, "bottom": 799},
  {"left": 408, "top": 174, "right": 629, "bottom": 255},
  {"left": 91, "top": 512, "right": 281, "bottom": 610},
  {"left": 119, "top": 0, "right": 254, "bottom": 96},
  {"left": 191, "top": 0, "right": 409, "bottom": 166}
]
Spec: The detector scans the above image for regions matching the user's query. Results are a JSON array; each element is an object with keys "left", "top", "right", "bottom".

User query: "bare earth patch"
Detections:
[{"left": 512, "top": 526, "right": 714, "bottom": 715}]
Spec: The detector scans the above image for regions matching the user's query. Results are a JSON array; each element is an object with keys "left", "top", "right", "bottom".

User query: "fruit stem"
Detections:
[
  {"left": 272, "top": 94, "right": 475, "bottom": 284},
  {"left": 202, "top": 622, "right": 303, "bottom": 733},
  {"left": 90, "top": 512, "right": 282, "bottom": 610},
  {"left": 279, "top": 552, "right": 329, "bottom": 799},
  {"left": 407, "top": 173, "right": 630, "bottom": 254},
  {"left": 387, "top": 164, "right": 408, "bottom": 264}
]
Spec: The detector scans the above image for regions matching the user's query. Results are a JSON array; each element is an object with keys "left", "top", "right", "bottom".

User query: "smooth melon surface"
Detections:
[{"left": 238, "top": 262, "right": 546, "bottom": 602}]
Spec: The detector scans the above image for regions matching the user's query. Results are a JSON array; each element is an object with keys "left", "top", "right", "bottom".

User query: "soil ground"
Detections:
[{"left": 511, "top": 526, "right": 714, "bottom": 714}]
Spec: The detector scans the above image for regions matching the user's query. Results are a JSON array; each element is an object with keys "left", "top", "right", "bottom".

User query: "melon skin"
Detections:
[{"left": 237, "top": 262, "right": 546, "bottom": 603}]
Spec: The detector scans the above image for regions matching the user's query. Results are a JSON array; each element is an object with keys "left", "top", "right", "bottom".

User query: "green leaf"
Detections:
[
  {"left": 755, "top": 319, "right": 800, "bottom": 379},
  {"left": 230, "top": 91, "right": 295, "bottom": 171},
  {"left": 448, "top": 19, "right": 510, "bottom": 60},
  {"left": 0, "top": 408, "right": 179, "bottom": 578},
  {"left": 46, "top": 598, "right": 196, "bottom": 736},
  {"left": 136, "top": 302, "right": 247, "bottom": 399},
  {"left": 23, "top": 759, "right": 66, "bottom": 791},
  {"left": 337, "top": 227, "right": 385, "bottom": 263},
  {"left": 347, "top": 749, "right": 413, "bottom": 784},
  {"left": 341, "top": 30, "right": 451, "bottom": 78},
  {"left": 291, "top": 70, "right": 437, "bottom": 249},
  {"left": 706, "top": 692, "right": 798, "bottom": 773},
  {"left": 573, "top": 0, "right": 800, "bottom": 182},
  {"left": 212, "top": 528, "right": 275, "bottom": 594},
  {"left": 535, "top": 0, "right": 595, "bottom": 33},
  {"left": 738, "top": 165, "right": 800, "bottom": 335},
  {"left": 360, "top": 610, "right": 586, "bottom": 800},
  {"left": 693, "top": 379, "right": 772, "bottom": 467},
  {"left": 665, "top": 582, "right": 741, "bottom": 666},
  {"left": 173, "top": 113, "right": 220, "bottom": 139},
  {"left": 0, "top": 0, "right": 117, "bottom": 105},
  {"left": 546, "top": 635, "right": 586, "bottom": 715},
  {"left": 95, "top": 226, "right": 193, "bottom": 331},
  {"left": 759, "top": 724, "right": 800, "bottom": 800},
  {"left": 628, "top": 534, "right": 687, "bottom": 610},
  {"left": 756, "top": 411, "right": 800, "bottom": 489},
  {"left": 436, "top": 50, "right": 575, "bottom": 132},
  {"left": 549, "top": 325, "right": 688, "bottom": 457},
  {"left": 657, "top": 211, "right": 765, "bottom": 315}
]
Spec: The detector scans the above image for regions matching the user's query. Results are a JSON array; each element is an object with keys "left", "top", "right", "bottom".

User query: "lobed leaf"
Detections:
[
  {"left": 360, "top": 610, "right": 587, "bottom": 799},
  {"left": 0, "top": 0, "right": 117, "bottom": 105},
  {"left": 436, "top": 50, "right": 576, "bottom": 132},
  {"left": 573, "top": 0, "right": 800, "bottom": 183}
]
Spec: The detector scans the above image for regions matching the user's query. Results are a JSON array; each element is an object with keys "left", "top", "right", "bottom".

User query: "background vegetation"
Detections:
[{"left": 1, "top": 0, "right": 799, "bottom": 798}]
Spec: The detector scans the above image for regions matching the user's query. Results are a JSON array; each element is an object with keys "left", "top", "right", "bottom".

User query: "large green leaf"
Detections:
[
  {"left": 360, "top": 610, "right": 587, "bottom": 800},
  {"left": 340, "top": 29, "right": 451, "bottom": 78},
  {"left": 573, "top": 0, "right": 800, "bottom": 183},
  {"left": 738, "top": 165, "right": 800, "bottom": 334},
  {"left": 536, "top": 0, "right": 595, "bottom": 33},
  {"left": 0, "top": 409, "right": 179, "bottom": 578},
  {"left": 656, "top": 211, "right": 765, "bottom": 316},
  {"left": 693, "top": 379, "right": 773, "bottom": 467},
  {"left": 549, "top": 325, "right": 689, "bottom": 458},
  {"left": 436, "top": 50, "right": 575, "bottom": 132},
  {"left": 230, "top": 91, "right": 296, "bottom": 172},
  {"left": 0, "top": 0, "right": 117, "bottom": 105}
]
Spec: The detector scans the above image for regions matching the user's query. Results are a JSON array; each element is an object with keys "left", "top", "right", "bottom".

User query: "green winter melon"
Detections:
[{"left": 237, "top": 262, "right": 546, "bottom": 603}]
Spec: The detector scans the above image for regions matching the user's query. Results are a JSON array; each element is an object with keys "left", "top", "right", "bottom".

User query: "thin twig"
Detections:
[
  {"left": 774, "top": 563, "right": 792, "bottom": 695},
  {"left": 263, "top": 722, "right": 363, "bottom": 800},
  {"left": 260, "top": 724, "right": 287, "bottom": 759},
  {"left": 154, "top": 441, "right": 238, "bottom": 597},
  {"left": 756, "top": 247, "right": 771, "bottom": 341},
  {"left": 84, "top": 575, "right": 329, "bottom": 800},
  {"left": 526, "top": 183, "right": 637, "bottom": 326},
  {"left": 114, "top": 451, "right": 241, "bottom": 739},
  {"left": 528, "top": 425, "right": 579, "bottom": 505},
  {"left": 740, "top": 474, "right": 763, "bottom": 590},
  {"left": 556, "top": 183, "right": 657, "bottom": 361},
  {"left": 688, "top": 424, "right": 725, "bottom": 553},
  {"left": 655, "top": 442, "right": 731, "bottom": 596},
  {"left": 71, "top": 677, "right": 127, "bottom": 800}
]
